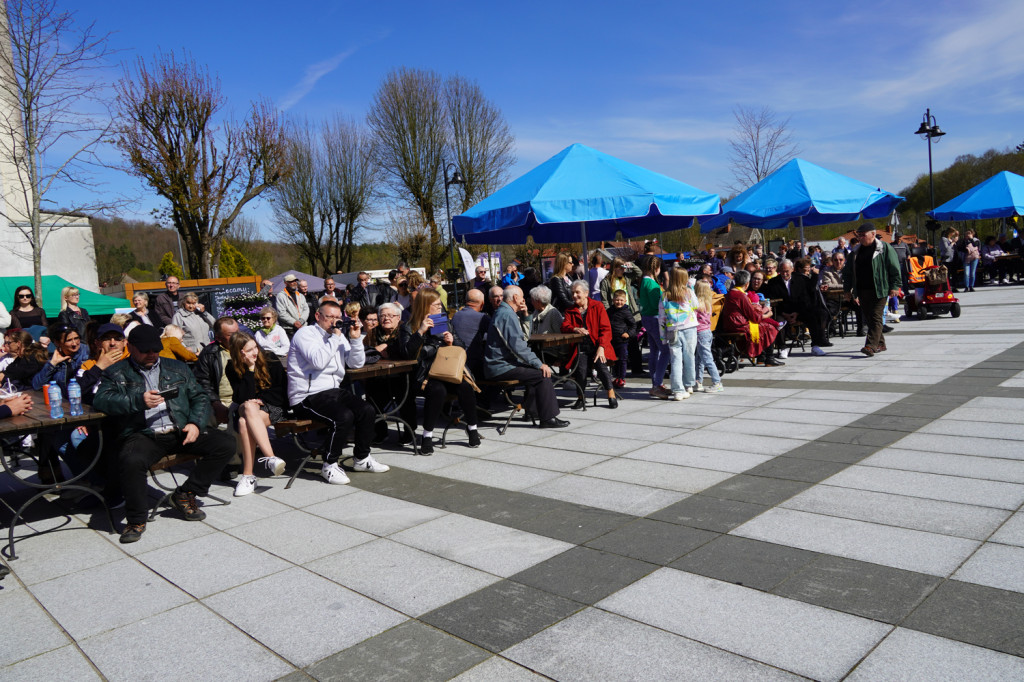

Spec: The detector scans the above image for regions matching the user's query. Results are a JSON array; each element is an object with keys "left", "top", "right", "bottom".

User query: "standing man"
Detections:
[
  {"left": 298, "top": 280, "right": 318, "bottom": 325},
  {"left": 471, "top": 266, "right": 492, "bottom": 294},
  {"left": 152, "top": 276, "right": 181, "bottom": 328},
  {"left": 833, "top": 237, "right": 850, "bottom": 256},
  {"left": 275, "top": 275, "right": 309, "bottom": 334},
  {"left": 93, "top": 325, "right": 235, "bottom": 544},
  {"left": 288, "top": 300, "right": 389, "bottom": 484},
  {"left": 351, "top": 271, "right": 381, "bottom": 312},
  {"left": 844, "top": 223, "right": 900, "bottom": 357},
  {"left": 319, "top": 277, "right": 340, "bottom": 304}
]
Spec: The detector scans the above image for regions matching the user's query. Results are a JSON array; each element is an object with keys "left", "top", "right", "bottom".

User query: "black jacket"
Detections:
[
  {"left": 193, "top": 341, "right": 226, "bottom": 403},
  {"left": 607, "top": 305, "right": 637, "bottom": 341},
  {"left": 57, "top": 307, "right": 90, "bottom": 336},
  {"left": 548, "top": 275, "right": 574, "bottom": 313},
  {"left": 396, "top": 322, "right": 443, "bottom": 384},
  {"left": 762, "top": 274, "right": 815, "bottom": 316},
  {"left": 225, "top": 357, "right": 288, "bottom": 409}
]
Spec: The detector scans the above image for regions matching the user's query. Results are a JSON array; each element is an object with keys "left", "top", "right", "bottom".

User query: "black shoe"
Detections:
[
  {"left": 468, "top": 430, "right": 481, "bottom": 448},
  {"left": 608, "top": 395, "right": 618, "bottom": 409},
  {"left": 883, "top": 325, "right": 894, "bottom": 333},
  {"left": 763, "top": 357, "right": 785, "bottom": 366},
  {"left": 398, "top": 429, "right": 414, "bottom": 445},
  {"left": 539, "top": 417, "right": 570, "bottom": 429},
  {"left": 119, "top": 523, "right": 146, "bottom": 544},
  {"left": 0, "top": 563, "right": 9, "bottom": 579},
  {"left": 170, "top": 489, "right": 206, "bottom": 522},
  {"left": 569, "top": 397, "right": 586, "bottom": 410},
  {"left": 419, "top": 436, "right": 434, "bottom": 455},
  {"left": 860, "top": 345, "right": 875, "bottom": 357}
]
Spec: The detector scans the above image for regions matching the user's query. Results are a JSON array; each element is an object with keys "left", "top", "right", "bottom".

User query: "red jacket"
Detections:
[{"left": 562, "top": 298, "right": 617, "bottom": 363}]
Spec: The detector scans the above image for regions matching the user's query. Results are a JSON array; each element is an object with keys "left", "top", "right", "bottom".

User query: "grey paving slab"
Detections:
[
  {"left": 745, "top": 456, "right": 850, "bottom": 483},
  {"left": 892, "top": 432, "right": 1024, "bottom": 460},
  {"left": 814, "top": 426, "right": 907, "bottom": 448},
  {"left": 781, "top": 485, "right": 1011, "bottom": 540},
  {"left": 669, "top": 429, "right": 810, "bottom": 455},
  {"left": 512, "top": 503, "right": 635, "bottom": 544},
  {"left": 0, "top": 589, "right": 71, "bottom": 667},
  {"left": 651, "top": 401, "right": 754, "bottom": 418},
  {"left": 701, "top": 474, "right": 813, "bottom": 506},
  {"left": 99, "top": 508, "right": 216, "bottom": 556},
  {"left": 824, "top": 465, "right": 1024, "bottom": 510},
  {"left": 527, "top": 432, "right": 644, "bottom": 456},
  {"left": 204, "top": 566, "right": 407, "bottom": 667},
  {"left": 919, "top": 418, "right": 1024, "bottom": 441},
  {"left": 733, "top": 507, "right": 980, "bottom": 576},
  {"left": 991, "top": 511, "right": 1024, "bottom": 547},
  {"left": 846, "top": 627, "right": 1024, "bottom": 682},
  {"left": 450, "top": 656, "right": 546, "bottom": 681},
  {"left": 303, "top": 490, "right": 447, "bottom": 536},
  {"left": 30, "top": 557, "right": 192, "bottom": 640},
  {"left": 450, "top": 487, "right": 581, "bottom": 529},
  {"left": 748, "top": 406, "right": 863, "bottom": 426},
  {"left": 429, "top": 459, "right": 565, "bottom": 491},
  {"left": 952, "top": 543, "right": 1024, "bottom": 594},
  {"left": 944, "top": 406, "right": 1024, "bottom": 423},
  {"left": 258, "top": 470, "right": 362, "bottom": 508},
  {"left": 420, "top": 580, "right": 582, "bottom": 653},
  {"left": 198, "top": 489, "right": 294, "bottom": 529},
  {"left": 624, "top": 442, "right": 772, "bottom": 474},
  {"left": 670, "top": 534, "right": 818, "bottom": 590},
  {"left": 760, "top": 398, "right": 883, "bottom": 414},
  {"left": 578, "top": 457, "right": 734, "bottom": 493},
  {"left": 384, "top": 450, "right": 474, "bottom": 472},
  {"left": 480, "top": 443, "right": 610, "bottom": 472},
  {"left": 5, "top": 520, "right": 123, "bottom": 585},
  {"left": 703, "top": 417, "right": 838, "bottom": 440},
  {"left": 623, "top": 410, "right": 722, "bottom": 428},
  {"left": 781, "top": 441, "right": 877, "bottom": 464},
  {"left": 505, "top": 608, "right": 802, "bottom": 682},
  {"left": 584, "top": 518, "right": 718, "bottom": 565},
  {"left": 862, "top": 448, "right": 1024, "bottom": 484},
  {"left": 510, "top": 546, "right": 656, "bottom": 604},
  {"left": 388, "top": 514, "right": 571, "bottom": 577},
  {"left": 568, "top": 419, "right": 690, "bottom": 442},
  {"left": 305, "top": 620, "right": 489, "bottom": 682},
  {"left": 772, "top": 554, "right": 941, "bottom": 623},
  {"left": 0, "top": 644, "right": 100, "bottom": 681},
  {"left": 647, "top": 494, "right": 769, "bottom": 533},
  {"left": 599, "top": 568, "right": 891, "bottom": 681},
  {"left": 226, "top": 509, "right": 375, "bottom": 564},
  {"left": 79, "top": 602, "right": 294, "bottom": 682},
  {"left": 902, "top": 580, "right": 1024, "bottom": 658},
  {"left": 137, "top": 532, "right": 291, "bottom": 598},
  {"left": 846, "top": 414, "right": 935, "bottom": 432},
  {"left": 523, "top": 474, "right": 686, "bottom": 516},
  {"left": 305, "top": 538, "right": 500, "bottom": 617}
]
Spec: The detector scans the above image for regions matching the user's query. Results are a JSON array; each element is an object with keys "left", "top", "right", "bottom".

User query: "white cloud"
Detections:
[{"left": 279, "top": 47, "right": 358, "bottom": 111}]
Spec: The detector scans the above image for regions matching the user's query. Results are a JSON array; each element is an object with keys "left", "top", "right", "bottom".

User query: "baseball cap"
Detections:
[
  {"left": 283, "top": 274, "right": 298, "bottom": 282},
  {"left": 128, "top": 325, "right": 162, "bottom": 353},
  {"left": 96, "top": 323, "right": 125, "bottom": 339}
]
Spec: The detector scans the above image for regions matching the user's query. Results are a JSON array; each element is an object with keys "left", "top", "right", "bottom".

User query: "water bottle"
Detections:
[
  {"left": 68, "top": 379, "right": 83, "bottom": 417},
  {"left": 48, "top": 382, "right": 64, "bottom": 419}
]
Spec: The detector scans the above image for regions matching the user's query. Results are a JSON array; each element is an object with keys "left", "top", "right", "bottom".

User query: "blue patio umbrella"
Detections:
[
  {"left": 452, "top": 144, "right": 721, "bottom": 257},
  {"left": 927, "top": 171, "right": 1024, "bottom": 221},
  {"left": 700, "top": 159, "right": 904, "bottom": 243}
]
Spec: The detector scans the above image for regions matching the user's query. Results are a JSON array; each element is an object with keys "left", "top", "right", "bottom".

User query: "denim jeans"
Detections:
[
  {"left": 668, "top": 327, "right": 696, "bottom": 393},
  {"left": 694, "top": 329, "right": 721, "bottom": 385},
  {"left": 964, "top": 259, "right": 978, "bottom": 289},
  {"left": 642, "top": 315, "right": 669, "bottom": 387}
]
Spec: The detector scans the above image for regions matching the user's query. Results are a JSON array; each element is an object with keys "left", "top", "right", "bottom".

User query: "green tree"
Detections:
[
  {"left": 97, "top": 243, "right": 136, "bottom": 283},
  {"left": 158, "top": 251, "right": 184, "bottom": 278},
  {"left": 218, "top": 239, "right": 255, "bottom": 277}
]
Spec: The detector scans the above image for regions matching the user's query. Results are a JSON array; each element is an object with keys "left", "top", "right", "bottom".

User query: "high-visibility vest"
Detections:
[{"left": 908, "top": 255, "right": 934, "bottom": 284}]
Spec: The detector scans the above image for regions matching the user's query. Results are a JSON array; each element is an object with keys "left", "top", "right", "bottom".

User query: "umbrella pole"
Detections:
[
  {"left": 799, "top": 216, "right": 805, "bottom": 253},
  {"left": 580, "top": 222, "right": 589, "bottom": 274}
]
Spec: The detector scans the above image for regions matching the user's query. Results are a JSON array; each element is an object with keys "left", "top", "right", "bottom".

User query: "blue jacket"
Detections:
[
  {"left": 483, "top": 302, "right": 542, "bottom": 377},
  {"left": 31, "top": 343, "right": 89, "bottom": 392}
]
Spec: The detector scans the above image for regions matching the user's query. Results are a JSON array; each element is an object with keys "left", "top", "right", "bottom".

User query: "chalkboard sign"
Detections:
[
  {"left": 124, "top": 277, "right": 262, "bottom": 321},
  {"left": 209, "top": 282, "right": 259, "bottom": 317}
]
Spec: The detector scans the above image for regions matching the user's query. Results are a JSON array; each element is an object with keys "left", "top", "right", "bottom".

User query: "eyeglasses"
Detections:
[
  {"left": 320, "top": 314, "right": 342, "bottom": 321},
  {"left": 380, "top": 313, "right": 399, "bottom": 318},
  {"left": 17, "top": 294, "right": 31, "bottom": 299},
  {"left": 260, "top": 316, "right": 274, "bottom": 320}
]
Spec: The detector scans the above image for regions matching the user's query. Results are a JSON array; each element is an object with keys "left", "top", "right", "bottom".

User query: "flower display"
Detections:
[{"left": 222, "top": 293, "right": 271, "bottom": 330}]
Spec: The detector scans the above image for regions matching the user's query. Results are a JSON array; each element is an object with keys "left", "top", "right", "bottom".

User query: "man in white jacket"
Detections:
[{"left": 287, "top": 300, "right": 389, "bottom": 484}]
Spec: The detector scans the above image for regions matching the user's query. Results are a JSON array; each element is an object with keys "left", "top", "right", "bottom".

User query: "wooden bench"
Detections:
[{"left": 148, "top": 453, "right": 231, "bottom": 521}]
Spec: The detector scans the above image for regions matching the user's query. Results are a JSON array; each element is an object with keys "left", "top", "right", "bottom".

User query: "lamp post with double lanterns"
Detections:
[
  {"left": 915, "top": 108, "right": 945, "bottom": 246},
  {"left": 444, "top": 162, "right": 466, "bottom": 308}
]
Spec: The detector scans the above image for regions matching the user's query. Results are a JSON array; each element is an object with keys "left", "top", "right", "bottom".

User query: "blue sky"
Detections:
[{"left": 70, "top": 0, "right": 1024, "bottom": 239}]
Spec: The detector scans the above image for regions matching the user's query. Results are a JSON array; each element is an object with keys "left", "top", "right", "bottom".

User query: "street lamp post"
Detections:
[
  {"left": 915, "top": 108, "right": 945, "bottom": 245},
  {"left": 444, "top": 162, "right": 465, "bottom": 308}
]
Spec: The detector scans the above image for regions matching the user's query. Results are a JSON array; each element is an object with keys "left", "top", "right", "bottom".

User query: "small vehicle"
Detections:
[{"left": 906, "top": 264, "right": 960, "bottom": 319}]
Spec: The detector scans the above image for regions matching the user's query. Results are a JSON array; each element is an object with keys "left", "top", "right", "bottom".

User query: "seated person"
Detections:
[
  {"left": 396, "top": 289, "right": 481, "bottom": 454},
  {"left": 712, "top": 266, "right": 735, "bottom": 294},
  {"left": 719, "top": 270, "right": 782, "bottom": 366},
  {"left": 980, "top": 236, "right": 1007, "bottom": 284},
  {"left": 358, "top": 306, "right": 380, "bottom": 349},
  {"left": 483, "top": 285, "right": 504, "bottom": 317},
  {"left": 361, "top": 302, "right": 405, "bottom": 443},
  {"left": 907, "top": 245, "right": 935, "bottom": 306},
  {"left": 225, "top": 333, "right": 288, "bottom": 496},
  {"left": 484, "top": 286, "right": 568, "bottom": 428},
  {"left": 523, "top": 285, "right": 564, "bottom": 337},
  {"left": 93, "top": 325, "right": 235, "bottom": 544},
  {"left": 0, "top": 329, "right": 47, "bottom": 390},
  {"left": 194, "top": 317, "right": 240, "bottom": 424},
  {"left": 32, "top": 324, "right": 89, "bottom": 391},
  {"left": 762, "top": 258, "right": 827, "bottom": 357},
  {"left": 450, "top": 288, "right": 491, "bottom": 377},
  {"left": 287, "top": 300, "right": 388, "bottom": 484},
  {"left": 254, "top": 306, "right": 290, "bottom": 359},
  {"left": 159, "top": 324, "right": 198, "bottom": 362},
  {"left": 0, "top": 393, "right": 32, "bottom": 419}
]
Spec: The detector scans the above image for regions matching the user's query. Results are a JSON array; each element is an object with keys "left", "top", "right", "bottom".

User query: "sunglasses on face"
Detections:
[{"left": 17, "top": 294, "right": 31, "bottom": 298}]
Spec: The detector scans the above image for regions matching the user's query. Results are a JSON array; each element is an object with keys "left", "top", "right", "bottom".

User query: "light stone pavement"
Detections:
[{"left": 3, "top": 285, "right": 1024, "bottom": 681}]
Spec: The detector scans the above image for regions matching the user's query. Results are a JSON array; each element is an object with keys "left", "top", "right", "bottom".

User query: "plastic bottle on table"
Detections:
[
  {"left": 68, "top": 379, "right": 83, "bottom": 417},
  {"left": 48, "top": 382, "right": 64, "bottom": 419}
]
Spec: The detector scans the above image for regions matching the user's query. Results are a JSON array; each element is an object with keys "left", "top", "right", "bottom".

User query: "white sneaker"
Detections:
[
  {"left": 351, "top": 455, "right": 390, "bottom": 473},
  {"left": 811, "top": 346, "right": 826, "bottom": 356},
  {"left": 321, "top": 462, "right": 351, "bottom": 485},
  {"left": 778, "top": 348, "right": 790, "bottom": 359},
  {"left": 686, "top": 386, "right": 694, "bottom": 394},
  {"left": 670, "top": 391, "right": 690, "bottom": 401},
  {"left": 234, "top": 475, "right": 257, "bottom": 497},
  {"left": 693, "top": 384, "right": 705, "bottom": 393},
  {"left": 259, "top": 456, "right": 286, "bottom": 476},
  {"left": 710, "top": 383, "right": 724, "bottom": 393}
]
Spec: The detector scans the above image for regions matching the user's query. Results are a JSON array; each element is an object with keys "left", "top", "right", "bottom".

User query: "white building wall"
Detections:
[{"left": 0, "top": 214, "right": 99, "bottom": 292}]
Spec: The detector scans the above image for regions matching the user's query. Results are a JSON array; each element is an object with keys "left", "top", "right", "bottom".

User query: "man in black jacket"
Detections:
[
  {"left": 762, "top": 259, "right": 828, "bottom": 357},
  {"left": 193, "top": 316, "right": 239, "bottom": 424}
]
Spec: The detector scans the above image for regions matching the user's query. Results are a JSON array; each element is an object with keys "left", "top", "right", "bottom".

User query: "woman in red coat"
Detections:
[
  {"left": 562, "top": 280, "right": 618, "bottom": 408},
  {"left": 719, "top": 270, "right": 783, "bottom": 366}
]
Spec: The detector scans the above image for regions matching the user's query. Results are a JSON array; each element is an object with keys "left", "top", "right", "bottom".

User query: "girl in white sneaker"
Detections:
[
  {"left": 659, "top": 269, "right": 698, "bottom": 401},
  {"left": 692, "top": 281, "right": 723, "bottom": 393}
]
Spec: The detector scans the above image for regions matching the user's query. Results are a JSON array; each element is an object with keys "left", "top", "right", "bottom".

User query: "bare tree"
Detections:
[
  {"left": 0, "top": 0, "right": 112, "bottom": 304},
  {"left": 323, "top": 116, "right": 377, "bottom": 272},
  {"left": 273, "top": 120, "right": 333, "bottom": 273},
  {"left": 114, "top": 52, "right": 289, "bottom": 278},
  {"left": 445, "top": 75, "right": 515, "bottom": 213},
  {"left": 727, "top": 105, "right": 800, "bottom": 194},
  {"left": 382, "top": 205, "right": 429, "bottom": 267}
]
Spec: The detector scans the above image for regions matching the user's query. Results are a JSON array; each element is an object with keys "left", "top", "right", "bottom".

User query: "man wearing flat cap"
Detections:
[
  {"left": 94, "top": 325, "right": 234, "bottom": 544},
  {"left": 843, "top": 223, "right": 901, "bottom": 356},
  {"left": 275, "top": 274, "right": 309, "bottom": 335}
]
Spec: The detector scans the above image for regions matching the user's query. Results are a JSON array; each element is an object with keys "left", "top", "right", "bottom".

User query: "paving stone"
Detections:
[
  {"left": 893, "top": 432, "right": 1024, "bottom": 461},
  {"left": 450, "top": 656, "right": 546, "bottom": 681},
  {"left": 733, "top": 507, "right": 979, "bottom": 576},
  {"left": 197, "top": 490, "right": 293, "bottom": 530},
  {"left": 599, "top": 568, "right": 891, "bottom": 681},
  {"left": 823, "top": 465, "right": 1024, "bottom": 510},
  {"left": 772, "top": 555, "right": 941, "bottom": 623},
  {"left": 782, "top": 441, "right": 876, "bottom": 464},
  {"left": 702, "top": 417, "right": 838, "bottom": 441},
  {"left": 880, "top": 402, "right": 958, "bottom": 419},
  {"left": 577, "top": 457, "right": 734, "bottom": 493},
  {"left": 670, "top": 430, "right": 809, "bottom": 455},
  {"left": 846, "top": 414, "right": 934, "bottom": 432},
  {"left": 4, "top": 519, "right": 123, "bottom": 585},
  {"left": 226, "top": 510, "right": 375, "bottom": 564},
  {"left": 862, "top": 448, "right": 1024, "bottom": 484},
  {"left": 701, "top": 474, "right": 813, "bottom": 507},
  {"left": 0, "top": 589, "right": 71, "bottom": 667},
  {"left": 920, "top": 418, "right": 1024, "bottom": 441},
  {"left": 568, "top": 420, "right": 688, "bottom": 442},
  {"left": 30, "top": 557, "right": 192, "bottom": 640},
  {"left": 480, "top": 443, "right": 610, "bottom": 472},
  {"left": 524, "top": 474, "right": 686, "bottom": 516},
  {"left": 750, "top": 407, "right": 862, "bottom": 427},
  {"left": 204, "top": 566, "right": 406, "bottom": 667},
  {"left": 584, "top": 518, "right": 718, "bottom": 565},
  {"left": 512, "top": 503, "right": 635, "bottom": 544},
  {"left": 671, "top": 535, "right": 819, "bottom": 591},
  {"left": 623, "top": 442, "right": 772, "bottom": 474},
  {"left": 429, "top": 459, "right": 565, "bottom": 491},
  {"left": 945, "top": 406, "right": 1024, "bottom": 423},
  {"left": 903, "top": 580, "right": 1024, "bottom": 657},
  {"left": 528, "top": 432, "right": 643, "bottom": 456},
  {"left": 745, "top": 456, "right": 849, "bottom": 483},
  {"left": 952, "top": 543, "right": 1024, "bottom": 594},
  {"left": 303, "top": 490, "right": 447, "bottom": 536},
  {"left": 647, "top": 494, "right": 769, "bottom": 532},
  {"left": 453, "top": 488, "right": 580, "bottom": 528},
  {"left": 991, "top": 511, "right": 1024, "bottom": 547},
  {"left": 305, "top": 538, "right": 500, "bottom": 617},
  {"left": 80, "top": 602, "right": 293, "bottom": 681},
  {"left": 258, "top": 471, "right": 362, "bottom": 508},
  {"left": 305, "top": 620, "right": 489, "bottom": 682},
  {"left": 420, "top": 580, "right": 582, "bottom": 653},
  {"left": 814, "top": 427, "right": 907, "bottom": 448},
  {"left": 846, "top": 627, "right": 1024, "bottom": 681},
  {"left": 505, "top": 608, "right": 802, "bottom": 681},
  {"left": 510, "top": 546, "right": 656, "bottom": 604},
  {"left": 0, "top": 644, "right": 100, "bottom": 681}
]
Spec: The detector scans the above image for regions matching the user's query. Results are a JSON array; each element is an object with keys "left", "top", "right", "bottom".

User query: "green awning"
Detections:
[{"left": 0, "top": 276, "right": 131, "bottom": 319}]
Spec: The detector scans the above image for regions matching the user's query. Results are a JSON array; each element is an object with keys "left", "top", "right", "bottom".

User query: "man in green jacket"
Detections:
[
  {"left": 93, "top": 325, "right": 235, "bottom": 544},
  {"left": 843, "top": 223, "right": 901, "bottom": 356}
]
